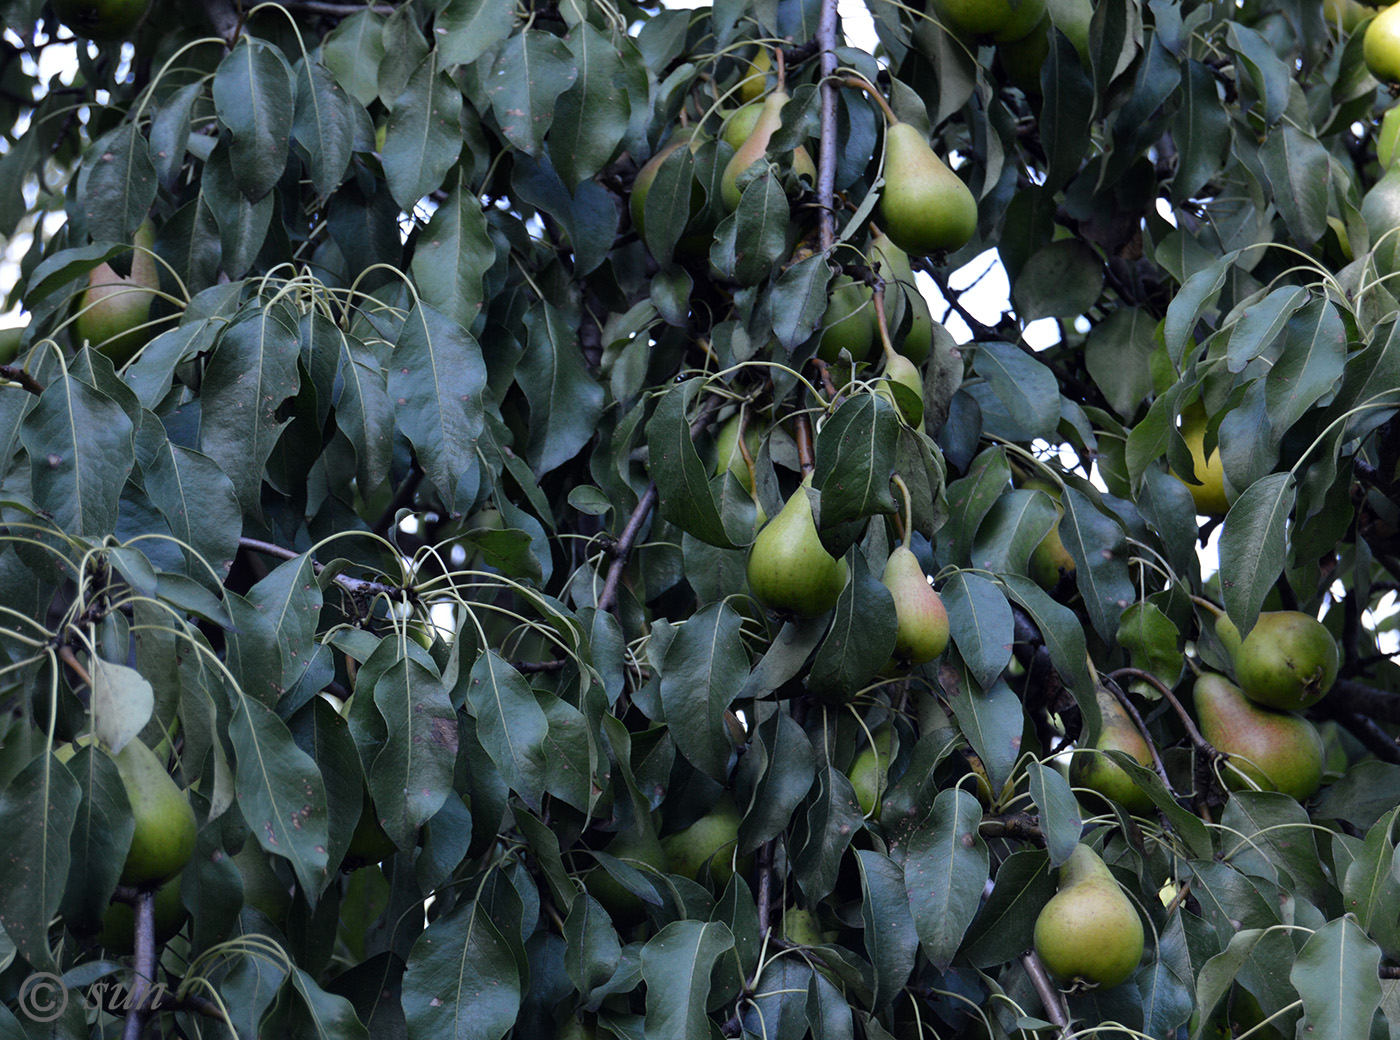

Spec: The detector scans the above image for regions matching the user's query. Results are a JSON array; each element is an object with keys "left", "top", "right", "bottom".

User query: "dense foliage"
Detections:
[{"left": 6, "top": 0, "right": 1400, "bottom": 1037}]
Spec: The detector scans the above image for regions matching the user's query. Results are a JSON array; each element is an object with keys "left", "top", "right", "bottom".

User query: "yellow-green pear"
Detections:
[
  {"left": 722, "top": 101, "right": 765, "bottom": 151},
  {"left": 1193, "top": 673, "right": 1325, "bottom": 801},
  {"left": 713, "top": 413, "right": 760, "bottom": 493},
  {"left": 847, "top": 724, "right": 894, "bottom": 818},
  {"left": 1234, "top": 611, "right": 1339, "bottom": 711},
  {"left": 112, "top": 737, "right": 198, "bottom": 887},
  {"left": 815, "top": 276, "right": 875, "bottom": 363},
  {"left": 76, "top": 220, "right": 159, "bottom": 366},
  {"left": 52, "top": 0, "right": 151, "bottom": 39},
  {"left": 1380, "top": 104, "right": 1400, "bottom": 169},
  {"left": 877, "top": 353, "right": 925, "bottom": 431},
  {"left": 1363, "top": 164, "right": 1400, "bottom": 280},
  {"left": 1023, "top": 479, "right": 1076, "bottom": 590},
  {"left": 1325, "top": 0, "right": 1372, "bottom": 31},
  {"left": 882, "top": 545, "right": 948, "bottom": 666},
  {"left": 1069, "top": 687, "right": 1155, "bottom": 815},
  {"left": 661, "top": 795, "right": 752, "bottom": 888},
  {"left": 1033, "top": 844, "right": 1144, "bottom": 989},
  {"left": 1168, "top": 403, "right": 1230, "bottom": 516},
  {"left": 95, "top": 873, "right": 187, "bottom": 952},
  {"left": 935, "top": 0, "right": 1047, "bottom": 40},
  {"left": 737, "top": 48, "right": 771, "bottom": 103},
  {"left": 746, "top": 476, "right": 848, "bottom": 617},
  {"left": 1366, "top": 3, "right": 1400, "bottom": 80},
  {"left": 997, "top": 14, "right": 1052, "bottom": 94},
  {"left": 233, "top": 841, "right": 293, "bottom": 923},
  {"left": 721, "top": 89, "right": 809, "bottom": 211},
  {"left": 630, "top": 128, "right": 706, "bottom": 244},
  {"left": 781, "top": 907, "right": 837, "bottom": 945},
  {"left": 1214, "top": 611, "right": 1243, "bottom": 662},
  {"left": 585, "top": 827, "right": 667, "bottom": 924},
  {"left": 879, "top": 123, "right": 978, "bottom": 257}
]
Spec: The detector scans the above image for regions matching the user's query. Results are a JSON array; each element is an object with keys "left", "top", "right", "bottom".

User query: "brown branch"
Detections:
[
  {"left": 597, "top": 483, "right": 657, "bottom": 615},
  {"left": 0, "top": 364, "right": 43, "bottom": 395},
  {"left": 121, "top": 889, "right": 156, "bottom": 1040},
  {"left": 1101, "top": 677, "right": 1177, "bottom": 797},
  {"left": 1022, "top": 952, "right": 1070, "bottom": 1032},
  {"left": 1331, "top": 678, "right": 1400, "bottom": 724},
  {"left": 237, "top": 537, "right": 407, "bottom": 602},
  {"left": 1106, "top": 668, "right": 1209, "bottom": 751},
  {"left": 816, "top": 0, "right": 839, "bottom": 254},
  {"left": 756, "top": 839, "right": 775, "bottom": 939}
]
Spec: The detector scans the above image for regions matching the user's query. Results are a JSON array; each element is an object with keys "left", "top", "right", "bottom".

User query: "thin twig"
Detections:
[
  {"left": 1021, "top": 952, "right": 1070, "bottom": 1032},
  {"left": 1100, "top": 677, "right": 1177, "bottom": 796},
  {"left": 0, "top": 364, "right": 43, "bottom": 395},
  {"left": 237, "top": 537, "right": 406, "bottom": 601},
  {"left": 598, "top": 484, "right": 657, "bottom": 614}
]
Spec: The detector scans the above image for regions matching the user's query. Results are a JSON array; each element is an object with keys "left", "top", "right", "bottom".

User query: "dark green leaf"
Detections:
[
  {"left": 1219, "top": 472, "right": 1294, "bottom": 637},
  {"left": 551, "top": 23, "right": 628, "bottom": 187},
  {"left": 81, "top": 123, "right": 157, "bottom": 246},
  {"left": 488, "top": 31, "right": 577, "bottom": 156},
  {"left": 941, "top": 572, "right": 1013, "bottom": 691},
  {"left": 293, "top": 57, "right": 358, "bottom": 198},
  {"left": 382, "top": 52, "right": 462, "bottom": 209},
  {"left": 856, "top": 849, "right": 917, "bottom": 1008},
  {"left": 814, "top": 393, "right": 899, "bottom": 527},
  {"left": 640, "top": 921, "right": 735, "bottom": 1040},
  {"left": 467, "top": 650, "right": 549, "bottom": 810},
  {"left": 212, "top": 38, "right": 296, "bottom": 201},
  {"left": 518, "top": 302, "right": 605, "bottom": 478},
  {"left": 904, "top": 787, "right": 988, "bottom": 971},
  {"left": 971, "top": 342, "right": 1060, "bottom": 442},
  {"left": 402, "top": 898, "right": 521, "bottom": 1040},
  {"left": 645, "top": 380, "right": 738, "bottom": 550},
  {"left": 659, "top": 602, "right": 748, "bottom": 779},
  {"left": 806, "top": 550, "right": 897, "bottom": 701},
  {"left": 370, "top": 656, "right": 459, "bottom": 850},
  {"left": 437, "top": 0, "right": 516, "bottom": 65},
  {"left": 1027, "top": 760, "right": 1082, "bottom": 867},
  {"left": 1060, "top": 488, "right": 1134, "bottom": 643},
  {"left": 1291, "top": 918, "right": 1383, "bottom": 1040}
]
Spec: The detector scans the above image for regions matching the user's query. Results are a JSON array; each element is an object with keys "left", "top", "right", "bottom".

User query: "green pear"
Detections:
[
  {"left": 882, "top": 545, "right": 948, "bottom": 666},
  {"left": 847, "top": 724, "right": 894, "bottom": 818},
  {"left": 1380, "top": 104, "right": 1400, "bottom": 170},
  {"left": 1169, "top": 403, "right": 1230, "bottom": 516},
  {"left": 1214, "top": 611, "right": 1243, "bottom": 662},
  {"left": 1193, "top": 672, "right": 1325, "bottom": 801},
  {"left": 52, "top": 0, "right": 151, "bottom": 39},
  {"left": 781, "top": 907, "right": 837, "bottom": 945},
  {"left": 721, "top": 89, "right": 814, "bottom": 210},
  {"left": 879, "top": 122, "right": 978, "bottom": 257},
  {"left": 997, "top": 14, "right": 1051, "bottom": 94},
  {"left": 746, "top": 476, "right": 848, "bottom": 617},
  {"left": 815, "top": 276, "right": 875, "bottom": 363},
  {"left": 1069, "top": 687, "right": 1155, "bottom": 815},
  {"left": 1366, "top": 2, "right": 1400, "bottom": 81},
  {"left": 234, "top": 841, "right": 293, "bottom": 924},
  {"left": 584, "top": 827, "right": 667, "bottom": 924},
  {"left": 112, "top": 737, "right": 198, "bottom": 887},
  {"left": 1234, "top": 611, "right": 1339, "bottom": 711},
  {"left": 877, "top": 353, "right": 925, "bottom": 430},
  {"left": 1023, "top": 479, "right": 1076, "bottom": 590},
  {"left": 344, "top": 785, "right": 398, "bottom": 867},
  {"left": 1033, "top": 844, "right": 1144, "bottom": 989},
  {"left": 0, "top": 325, "right": 23, "bottom": 364},
  {"left": 722, "top": 101, "right": 765, "bottom": 151},
  {"left": 556, "top": 1014, "right": 598, "bottom": 1040},
  {"left": 661, "top": 795, "right": 752, "bottom": 888},
  {"left": 630, "top": 128, "right": 706, "bottom": 245},
  {"left": 737, "top": 47, "right": 771, "bottom": 103},
  {"left": 76, "top": 220, "right": 159, "bottom": 366},
  {"left": 935, "top": 0, "right": 1047, "bottom": 40},
  {"left": 1363, "top": 164, "right": 1400, "bottom": 280},
  {"left": 95, "top": 873, "right": 187, "bottom": 952},
  {"left": 713, "top": 413, "right": 761, "bottom": 493}
]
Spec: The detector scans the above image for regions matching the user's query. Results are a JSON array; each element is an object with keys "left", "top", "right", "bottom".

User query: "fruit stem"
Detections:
[
  {"left": 794, "top": 414, "right": 815, "bottom": 474},
  {"left": 775, "top": 46, "right": 786, "bottom": 92},
  {"left": 891, "top": 473, "right": 914, "bottom": 549},
  {"left": 735, "top": 406, "right": 759, "bottom": 500},
  {"left": 1189, "top": 595, "right": 1224, "bottom": 619},
  {"left": 1106, "top": 666, "right": 1211, "bottom": 752},
  {"left": 872, "top": 281, "right": 899, "bottom": 365},
  {"left": 840, "top": 75, "right": 898, "bottom": 125}
]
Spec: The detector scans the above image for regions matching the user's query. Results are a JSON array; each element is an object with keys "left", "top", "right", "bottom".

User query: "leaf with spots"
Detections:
[
  {"left": 487, "top": 30, "right": 577, "bottom": 157},
  {"left": 382, "top": 51, "right": 463, "bottom": 210},
  {"left": 0, "top": 754, "right": 80, "bottom": 971},
  {"left": 225, "top": 553, "right": 322, "bottom": 706},
  {"left": 467, "top": 650, "right": 550, "bottom": 810},
  {"left": 903, "top": 787, "right": 988, "bottom": 971},
  {"left": 229, "top": 695, "right": 331, "bottom": 903},
  {"left": 402, "top": 896, "right": 521, "bottom": 1040},
  {"left": 370, "top": 655, "right": 459, "bottom": 851}
]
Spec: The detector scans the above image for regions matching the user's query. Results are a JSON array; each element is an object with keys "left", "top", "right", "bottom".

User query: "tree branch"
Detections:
[
  {"left": 1022, "top": 952, "right": 1070, "bottom": 1032},
  {"left": 121, "top": 889, "right": 156, "bottom": 1040},
  {"left": 816, "top": 0, "right": 839, "bottom": 254},
  {"left": 237, "top": 537, "right": 407, "bottom": 604},
  {"left": 597, "top": 483, "right": 657, "bottom": 615},
  {"left": 0, "top": 364, "right": 43, "bottom": 395}
]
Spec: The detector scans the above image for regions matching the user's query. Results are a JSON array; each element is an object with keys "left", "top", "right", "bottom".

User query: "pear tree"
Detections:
[{"left": 5, "top": 0, "right": 1400, "bottom": 1037}]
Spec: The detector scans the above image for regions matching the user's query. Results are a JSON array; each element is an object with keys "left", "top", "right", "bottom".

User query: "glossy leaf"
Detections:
[{"left": 904, "top": 787, "right": 988, "bottom": 971}]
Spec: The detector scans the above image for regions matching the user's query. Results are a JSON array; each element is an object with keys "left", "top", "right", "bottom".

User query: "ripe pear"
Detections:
[
  {"left": 935, "top": 0, "right": 1047, "bottom": 41},
  {"left": 815, "top": 276, "right": 875, "bottom": 363},
  {"left": 1168, "top": 403, "right": 1230, "bottom": 516},
  {"left": 1363, "top": 164, "right": 1400, "bottom": 280},
  {"left": 882, "top": 544, "right": 948, "bottom": 666},
  {"left": 53, "top": 0, "right": 151, "bottom": 39},
  {"left": 848, "top": 723, "right": 894, "bottom": 818},
  {"left": 1366, "top": 3, "right": 1400, "bottom": 81},
  {"left": 746, "top": 476, "right": 848, "bottom": 617},
  {"left": 737, "top": 48, "right": 772, "bottom": 103},
  {"left": 1234, "top": 611, "right": 1339, "bottom": 711},
  {"left": 722, "top": 101, "right": 765, "bottom": 151},
  {"left": 630, "top": 128, "right": 706, "bottom": 244},
  {"left": 95, "top": 873, "right": 187, "bottom": 953},
  {"left": 1214, "top": 611, "right": 1243, "bottom": 662},
  {"left": 661, "top": 795, "right": 752, "bottom": 888},
  {"left": 112, "top": 737, "right": 198, "bottom": 887},
  {"left": 879, "top": 122, "right": 978, "bottom": 257},
  {"left": 1193, "top": 672, "right": 1325, "bottom": 801},
  {"left": 721, "top": 90, "right": 814, "bottom": 210},
  {"left": 1069, "top": 687, "right": 1155, "bottom": 815},
  {"left": 877, "top": 353, "right": 926, "bottom": 431},
  {"left": 76, "top": 220, "right": 159, "bottom": 366},
  {"left": 1033, "top": 844, "right": 1144, "bottom": 989},
  {"left": 585, "top": 827, "right": 667, "bottom": 924}
]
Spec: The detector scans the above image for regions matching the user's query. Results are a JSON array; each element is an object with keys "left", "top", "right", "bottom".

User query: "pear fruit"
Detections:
[
  {"left": 997, "top": 14, "right": 1052, "bottom": 94},
  {"left": 1023, "top": 479, "right": 1076, "bottom": 590},
  {"left": 848, "top": 724, "right": 894, "bottom": 818},
  {"left": 53, "top": 0, "right": 151, "bottom": 39},
  {"left": 781, "top": 907, "right": 836, "bottom": 945},
  {"left": 1380, "top": 104, "right": 1400, "bottom": 170},
  {"left": 1362, "top": 164, "right": 1400, "bottom": 280},
  {"left": 882, "top": 545, "right": 948, "bottom": 667},
  {"left": 345, "top": 785, "right": 399, "bottom": 867},
  {"left": 1366, "top": 3, "right": 1400, "bottom": 81},
  {"left": 877, "top": 353, "right": 926, "bottom": 431},
  {"left": 112, "top": 737, "right": 198, "bottom": 887},
  {"left": 1168, "top": 403, "right": 1230, "bottom": 516},
  {"left": 1033, "top": 844, "right": 1144, "bottom": 989},
  {"left": 1214, "top": 611, "right": 1243, "bottom": 662},
  {"left": 630, "top": 128, "right": 706, "bottom": 245},
  {"left": 737, "top": 48, "right": 771, "bottom": 103},
  {"left": 722, "top": 101, "right": 765, "bottom": 151},
  {"left": 556, "top": 1014, "right": 598, "bottom": 1040},
  {"left": 869, "top": 230, "right": 936, "bottom": 365},
  {"left": 1326, "top": 0, "right": 1372, "bottom": 31},
  {"left": 76, "top": 220, "right": 159, "bottom": 366},
  {"left": 713, "top": 413, "right": 760, "bottom": 494},
  {"left": 1069, "top": 687, "right": 1155, "bottom": 815},
  {"left": 746, "top": 476, "right": 848, "bottom": 617},
  {"left": 935, "top": 0, "right": 1047, "bottom": 40},
  {"left": 96, "top": 873, "right": 187, "bottom": 953},
  {"left": 1234, "top": 611, "right": 1339, "bottom": 711},
  {"left": 1193, "top": 672, "right": 1325, "bottom": 801},
  {"left": 0, "top": 325, "right": 23, "bottom": 364},
  {"left": 661, "top": 795, "right": 752, "bottom": 888},
  {"left": 815, "top": 275, "right": 876, "bottom": 363},
  {"left": 234, "top": 841, "right": 293, "bottom": 924},
  {"left": 585, "top": 827, "right": 668, "bottom": 924},
  {"left": 721, "top": 90, "right": 814, "bottom": 210},
  {"left": 879, "top": 122, "right": 978, "bottom": 257}
]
